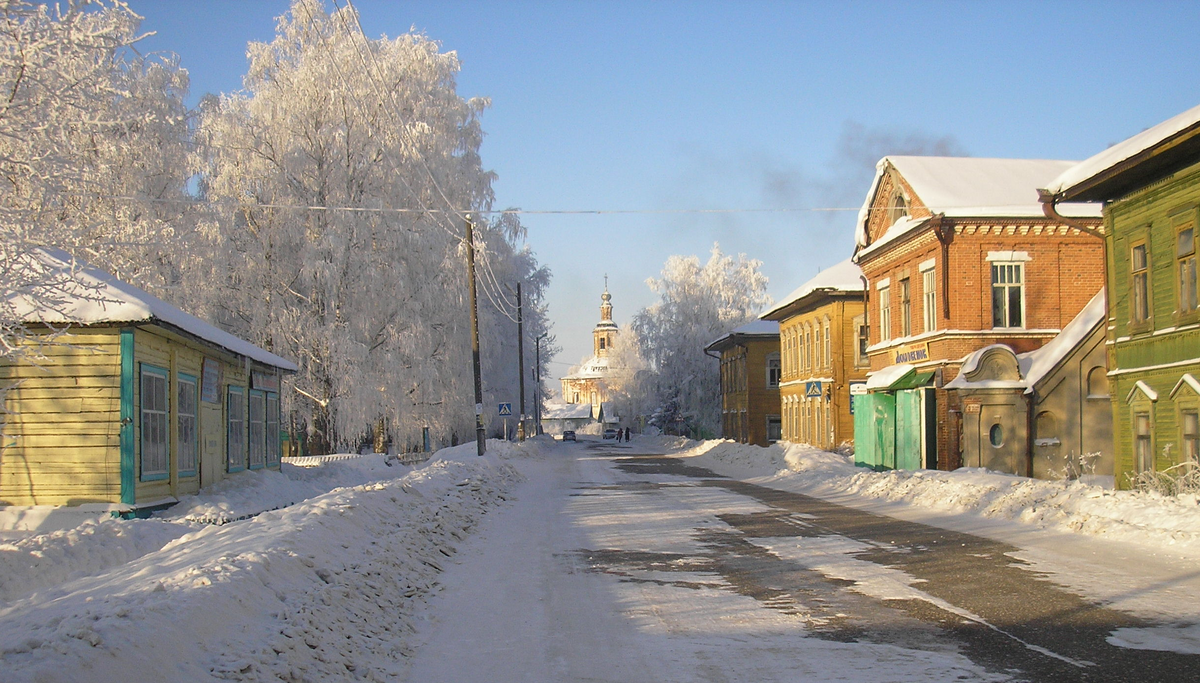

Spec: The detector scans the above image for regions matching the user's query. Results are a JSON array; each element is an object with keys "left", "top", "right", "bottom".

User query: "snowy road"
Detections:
[{"left": 405, "top": 439, "right": 1200, "bottom": 682}]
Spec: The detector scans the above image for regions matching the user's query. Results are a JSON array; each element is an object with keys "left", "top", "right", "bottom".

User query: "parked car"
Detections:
[
  {"left": 603, "top": 428, "right": 619, "bottom": 440},
  {"left": 561, "top": 430, "right": 576, "bottom": 442}
]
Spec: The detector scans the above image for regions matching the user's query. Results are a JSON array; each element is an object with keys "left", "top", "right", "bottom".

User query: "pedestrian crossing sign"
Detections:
[{"left": 498, "top": 402, "right": 513, "bottom": 416}]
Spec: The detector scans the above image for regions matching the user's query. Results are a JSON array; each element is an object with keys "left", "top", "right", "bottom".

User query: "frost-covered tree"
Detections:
[
  {"left": 630, "top": 244, "right": 770, "bottom": 437},
  {"left": 192, "top": 0, "right": 549, "bottom": 452},
  {"left": 0, "top": 0, "right": 191, "bottom": 361}
]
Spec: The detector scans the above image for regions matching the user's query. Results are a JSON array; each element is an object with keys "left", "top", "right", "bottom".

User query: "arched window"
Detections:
[
  {"left": 1087, "top": 367, "right": 1109, "bottom": 398},
  {"left": 888, "top": 192, "right": 908, "bottom": 225},
  {"left": 1036, "top": 411, "right": 1058, "bottom": 440}
]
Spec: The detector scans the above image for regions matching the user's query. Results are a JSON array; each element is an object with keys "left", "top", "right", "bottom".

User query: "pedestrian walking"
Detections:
[
  {"left": 625, "top": 427, "right": 631, "bottom": 441},
  {"left": 615, "top": 427, "right": 622, "bottom": 443}
]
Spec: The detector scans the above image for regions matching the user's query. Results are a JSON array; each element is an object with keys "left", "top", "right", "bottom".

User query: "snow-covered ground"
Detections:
[
  {"left": 0, "top": 438, "right": 544, "bottom": 683},
  {"left": 675, "top": 438, "right": 1200, "bottom": 554}
]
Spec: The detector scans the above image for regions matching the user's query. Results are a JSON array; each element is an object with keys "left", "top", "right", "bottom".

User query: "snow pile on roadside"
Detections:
[
  {"left": 0, "top": 450, "right": 524, "bottom": 683},
  {"left": 0, "top": 519, "right": 192, "bottom": 604},
  {"left": 681, "top": 439, "right": 1200, "bottom": 551},
  {"left": 167, "top": 455, "right": 412, "bottom": 524}
]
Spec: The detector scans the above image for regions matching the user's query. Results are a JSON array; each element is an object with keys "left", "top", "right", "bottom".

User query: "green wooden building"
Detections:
[{"left": 1041, "top": 103, "right": 1200, "bottom": 489}]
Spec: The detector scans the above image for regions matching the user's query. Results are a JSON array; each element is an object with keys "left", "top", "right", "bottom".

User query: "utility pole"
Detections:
[
  {"left": 465, "top": 215, "right": 485, "bottom": 456},
  {"left": 535, "top": 332, "right": 548, "bottom": 435},
  {"left": 516, "top": 282, "right": 526, "bottom": 442}
]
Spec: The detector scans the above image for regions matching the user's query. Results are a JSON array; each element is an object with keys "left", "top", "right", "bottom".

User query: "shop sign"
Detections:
[{"left": 892, "top": 341, "right": 930, "bottom": 365}]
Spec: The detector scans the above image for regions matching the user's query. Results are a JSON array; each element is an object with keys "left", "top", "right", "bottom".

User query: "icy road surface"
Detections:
[{"left": 405, "top": 439, "right": 1200, "bottom": 683}]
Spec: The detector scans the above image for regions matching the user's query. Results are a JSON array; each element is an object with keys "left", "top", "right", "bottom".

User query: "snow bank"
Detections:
[
  {"left": 0, "top": 439, "right": 537, "bottom": 682},
  {"left": 674, "top": 439, "right": 1200, "bottom": 552}
]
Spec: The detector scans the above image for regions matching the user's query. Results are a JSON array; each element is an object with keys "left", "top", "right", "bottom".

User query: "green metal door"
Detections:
[
  {"left": 874, "top": 393, "right": 896, "bottom": 471},
  {"left": 896, "top": 389, "right": 923, "bottom": 471},
  {"left": 854, "top": 394, "right": 877, "bottom": 469}
]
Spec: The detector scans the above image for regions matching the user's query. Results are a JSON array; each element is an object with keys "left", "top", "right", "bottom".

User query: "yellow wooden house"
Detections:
[
  {"left": 706, "top": 320, "right": 781, "bottom": 446},
  {"left": 760, "top": 258, "right": 868, "bottom": 450},
  {"left": 1, "top": 249, "right": 297, "bottom": 516}
]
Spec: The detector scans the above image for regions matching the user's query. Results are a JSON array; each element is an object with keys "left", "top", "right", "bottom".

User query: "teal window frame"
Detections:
[
  {"left": 139, "top": 364, "right": 170, "bottom": 482},
  {"left": 227, "top": 386, "right": 246, "bottom": 473},
  {"left": 177, "top": 372, "right": 199, "bottom": 478},
  {"left": 248, "top": 389, "right": 266, "bottom": 470},
  {"left": 266, "top": 391, "right": 281, "bottom": 467}
]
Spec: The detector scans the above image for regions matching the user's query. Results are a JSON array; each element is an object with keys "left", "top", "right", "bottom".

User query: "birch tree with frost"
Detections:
[
  {"left": 0, "top": 0, "right": 190, "bottom": 361},
  {"left": 630, "top": 244, "right": 770, "bottom": 436},
  {"left": 192, "top": 0, "right": 551, "bottom": 452}
]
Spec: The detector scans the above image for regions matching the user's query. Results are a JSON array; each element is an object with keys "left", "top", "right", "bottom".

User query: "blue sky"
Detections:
[{"left": 129, "top": 0, "right": 1200, "bottom": 377}]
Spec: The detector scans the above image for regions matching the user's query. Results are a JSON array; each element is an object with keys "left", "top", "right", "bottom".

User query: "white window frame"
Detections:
[
  {"left": 228, "top": 386, "right": 246, "bottom": 472},
  {"left": 991, "top": 261, "right": 1026, "bottom": 329},
  {"left": 922, "top": 265, "right": 937, "bottom": 333},
  {"left": 878, "top": 286, "right": 891, "bottom": 342}
]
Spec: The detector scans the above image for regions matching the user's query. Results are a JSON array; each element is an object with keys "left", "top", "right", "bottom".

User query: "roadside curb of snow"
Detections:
[
  {"left": 673, "top": 439, "right": 1200, "bottom": 553},
  {"left": 0, "top": 445, "right": 530, "bottom": 682}
]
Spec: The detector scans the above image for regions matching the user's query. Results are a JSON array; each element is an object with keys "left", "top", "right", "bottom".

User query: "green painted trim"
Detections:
[{"left": 119, "top": 328, "right": 136, "bottom": 505}]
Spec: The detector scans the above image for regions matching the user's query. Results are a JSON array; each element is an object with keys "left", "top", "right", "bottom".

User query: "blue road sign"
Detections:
[
  {"left": 805, "top": 381, "right": 823, "bottom": 398},
  {"left": 498, "top": 402, "right": 513, "bottom": 416}
]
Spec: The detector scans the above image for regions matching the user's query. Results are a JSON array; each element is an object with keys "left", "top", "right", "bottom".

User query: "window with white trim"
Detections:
[
  {"left": 991, "top": 262, "right": 1024, "bottom": 328},
  {"left": 140, "top": 365, "right": 169, "bottom": 481},
  {"left": 1132, "top": 242, "right": 1150, "bottom": 323},
  {"left": 177, "top": 374, "right": 198, "bottom": 476},
  {"left": 823, "top": 320, "right": 831, "bottom": 368},
  {"left": 766, "top": 354, "right": 781, "bottom": 388},
  {"left": 1178, "top": 221, "right": 1197, "bottom": 314},
  {"left": 878, "top": 286, "right": 891, "bottom": 342},
  {"left": 922, "top": 267, "right": 937, "bottom": 332},
  {"left": 1183, "top": 410, "right": 1199, "bottom": 464},
  {"left": 1135, "top": 411, "right": 1153, "bottom": 474}
]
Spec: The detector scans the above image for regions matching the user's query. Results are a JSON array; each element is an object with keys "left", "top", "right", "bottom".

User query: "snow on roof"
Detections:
[
  {"left": 541, "top": 403, "right": 594, "bottom": 420},
  {"left": 855, "top": 156, "right": 1102, "bottom": 249},
  {"left": 762, "top": 259, "right": 863, "bottom": 318},
  {"left": 1018, "top": 289, "right": 1105, "bottom": 392},
  {"left": 946, "top": 290, "right": 1105, "bottom": 394},
  {"left": 600, "top": 401, "right": 619, "bottom": 420},
  {"left": 1128, "top": 380, "right": 1159, "bottom": 403},
  {"left": 1045, "top": 102, "right": 1200, "bottom": 197},
  {"left": 1171, "top": 374, "right": 1200, "bottom": 399},
  {"left": 705, "top": 319, "right": 780, "bottom": 351},
  {"left": 865, "top": 364, "right": 914, "bottom": 391},
  {"left": 9, "top": 248, "right": 297, "bottom": 371}
]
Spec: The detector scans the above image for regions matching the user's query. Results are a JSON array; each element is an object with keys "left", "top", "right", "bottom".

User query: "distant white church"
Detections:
[{"left": 543, "top": 282, "right": 621, "bottom": 433}]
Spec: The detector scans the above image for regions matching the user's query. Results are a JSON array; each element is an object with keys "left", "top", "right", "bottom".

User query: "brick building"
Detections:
[
  {"left": 760, "top": 258, "right": 867, "bottom": 450},
  {"left": 1040, "top": 102, "right": 1200, "bottom": 489},
  {"left": 705, "top": 321, "right": 781, "bottom": 446},
  {"left": 852, "top": 156, "right": 1104, "bottom": 472}
]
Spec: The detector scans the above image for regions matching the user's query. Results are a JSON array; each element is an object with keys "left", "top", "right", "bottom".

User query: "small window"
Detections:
[
  {"left": 228, "top": 386, "right": 246, "bottom": 472},
  {"left": 1135, "top": 412, "right": 1153, "bottom": 473},
  {"left": 899, "top": 278, "right": 912, "bottom": 337},
  {"left": 766, "top": 355, "right": 781, "bottom": 388},
  {"left": 1087, "top": 367, "right": 1109, "bottom": 398},
  {"left": 599, "top": 337, "right": 606, "bottom": 350},
  {"left": 1132, "top": 243, "right": 1150, "bottom": 323},
  {"left": 989, "top": 423, "right": 1004, "bottom": 448},
  {"left": 854, "top": 314, "right": 869, "bottom": 367},
  {"left": 140, "top": 365, "right": 169, "bottom": 481},
  {"left": 1178, "top": 224, "right": 1197, "bottom": 314},
  {"left": 1183, "top": 410, "right": 1199, "bottom": 464},
  {"left": 249, "top": 390, "right": 266, "bottom": 469},
  {"left": 992, "top": 263, "right": 1024, "bottom": 328},
  {"left": 923, "top": 268, "right": 937, "bottom": 333},
  {"left": 766, "top": 415, "right": 782, "bottom": 442},
  {"left": 888, "top": 193, "right": 908, "bottom": 225},
  {"left": 177, "top": 374, "right": 198, "bottom": 476},
  {"left": 878, "top": 286, "right": 891, "bottom": 342},
  {"left": 266, "top": 392, "right": 281, "bottom": 466}
]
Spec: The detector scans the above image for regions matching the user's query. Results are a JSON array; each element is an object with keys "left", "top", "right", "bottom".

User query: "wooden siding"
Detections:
[
  {"left": 778, "top": 297, "right": 867, "bottom": 449},
  {"left": 1, "top": 330, "right": 123, "bottom": 506},
  {"left": 1107, "top": 159, "right": 1200, "bottom": 488}
]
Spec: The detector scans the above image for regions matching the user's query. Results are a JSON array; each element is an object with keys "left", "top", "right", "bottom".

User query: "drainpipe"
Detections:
[
  {"left": 931, "top": 213, "right": 952, "bottom": 320},
  {"left": 1025, "top": 391, "right": 1035, "bottom": 479},
  {"left": 859, "top": 275, "right": 870, "bottom": 356}
]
